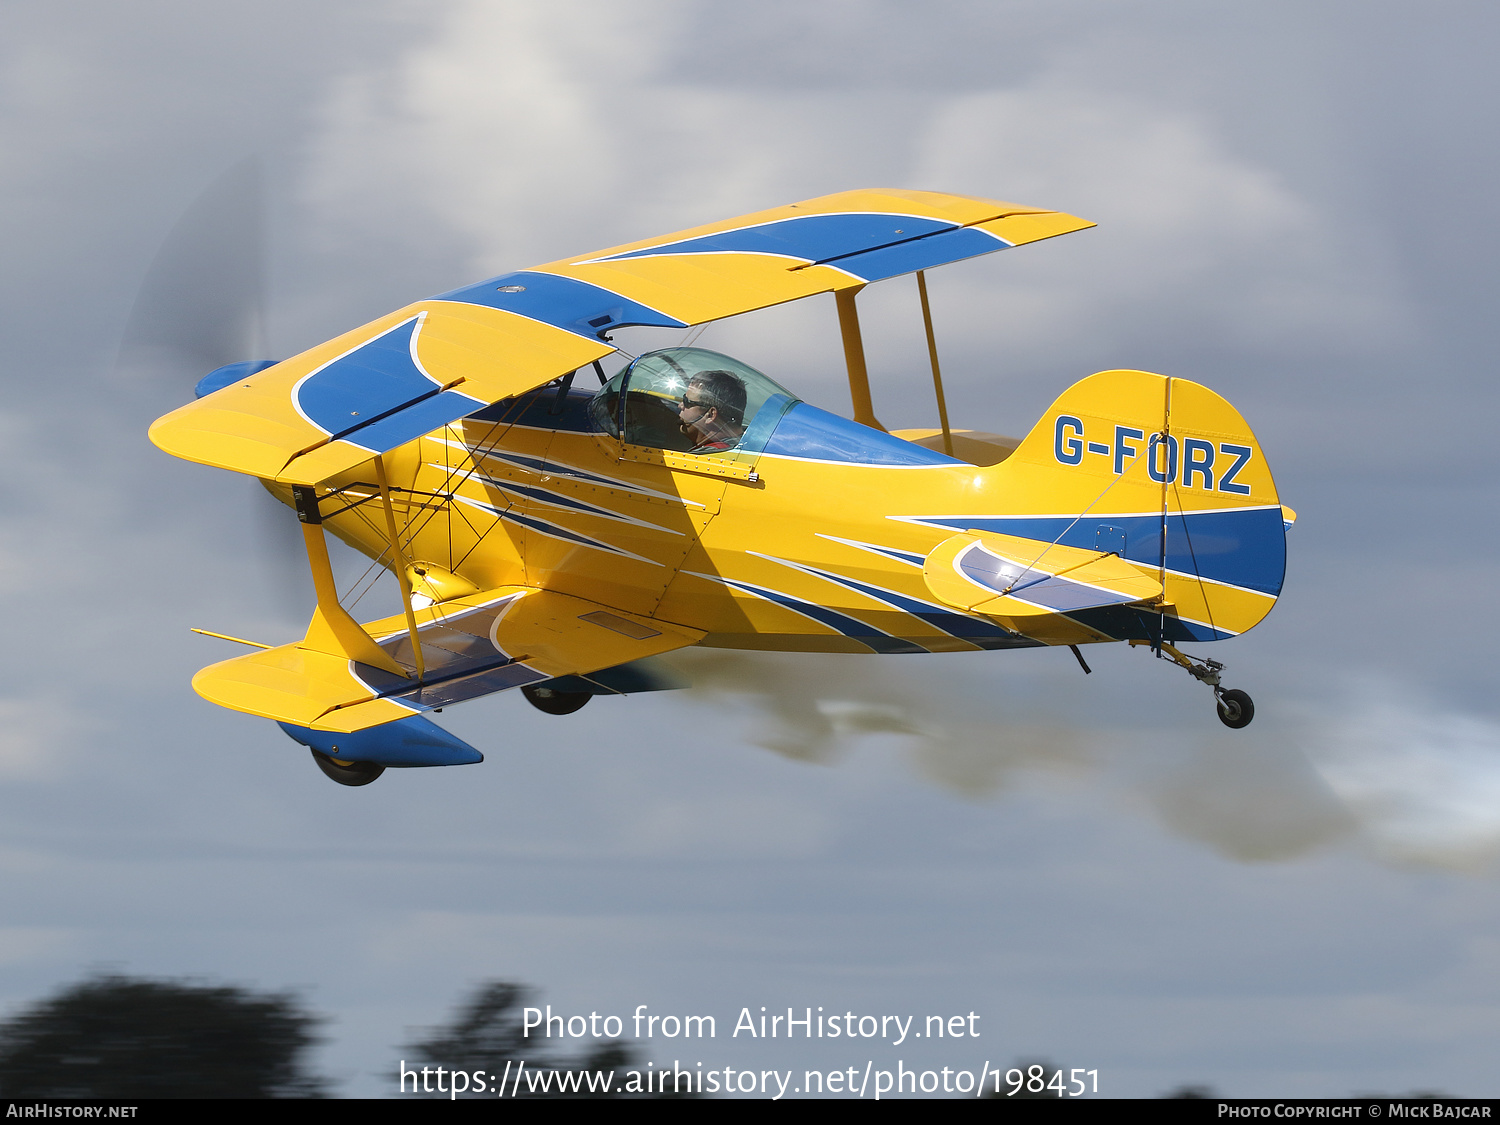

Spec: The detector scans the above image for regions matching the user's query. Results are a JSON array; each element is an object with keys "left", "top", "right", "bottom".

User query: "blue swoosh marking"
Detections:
[
  {"left": 907, "top": 509, "right": 1286, "bottom": 596},
  {"left": 458, "top": 496, "right": 643, "bottom": 559},
  {"left": 295, "top": 315, "right": 484, "bottom": 449},
  {"left": 759, "top": 555, "right": 1019, "bottom": 643},
  {"left": 590, "top": 213, "right": 956, "bottom": 265},
  {"left": 714, "top": 576, "right": 927, "bottom": 654},
  {"left": 475, "top": 450, "right": 646, "bottom": 492},
  {"left": 436, "top": 271, "right": 685, "bottom": 338},
  {"left": 831, "top": 226, "right": 1009, "bottom": 282}
]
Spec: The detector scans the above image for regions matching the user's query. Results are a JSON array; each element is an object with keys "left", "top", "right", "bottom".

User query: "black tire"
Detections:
[
  {"left": 1216, "top": 688, "right": 1255, "bottom": 729},
  {"left": 522, "top": 684, "right": 592, "bottom": 716},
  {"left": 311, "top": 749, "right": 385, "bottom": 786}
]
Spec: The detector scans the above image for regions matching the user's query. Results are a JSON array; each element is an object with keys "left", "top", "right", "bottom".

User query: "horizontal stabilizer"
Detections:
[
  {"left": 193, "top": 587, "right": 703, "bottom": 732},
  {"left": 924, "top": 530, "right": 1163, "bottom": 617}
]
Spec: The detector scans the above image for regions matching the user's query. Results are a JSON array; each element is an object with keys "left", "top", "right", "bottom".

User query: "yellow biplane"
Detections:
[{"left": 149, "top": 189, "right": 1292, "bottom": 785}]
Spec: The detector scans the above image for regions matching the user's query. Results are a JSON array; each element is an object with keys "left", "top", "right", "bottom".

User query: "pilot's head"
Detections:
[
  {"left": 679, "top": 370, "right": 747, "bottom": 448},
  {"left": 683, "top": 370, "right": 746, "bottom": 428}
]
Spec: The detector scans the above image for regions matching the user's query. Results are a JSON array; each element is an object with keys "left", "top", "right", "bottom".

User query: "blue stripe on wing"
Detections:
[
  {"left": 588, "top": 213, "right": 957, "bottom": 265},
  {"left": 353, "top": 593, "right": 553, "bottom": 708},
  {"left": 830, "top": 226, "right": 1010, "bottom": 282},
  {"left": 356, "top": 659, "right": 551, "bottom": 711},
  {"left": 295, "top": 314, "right": 485, "bottom": 451},
  {"left": 436, "top": 271, "right": 685, "bottom": 338}
]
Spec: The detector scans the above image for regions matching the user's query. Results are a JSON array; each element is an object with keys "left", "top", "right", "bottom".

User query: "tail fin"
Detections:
[{"left": 978, "top": 369, "right": 1287, "bottom": 642}]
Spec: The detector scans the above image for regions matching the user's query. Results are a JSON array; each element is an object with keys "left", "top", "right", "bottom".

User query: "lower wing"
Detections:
[{"left": 192, "top": 586, "right": 703, "bottom": 733}]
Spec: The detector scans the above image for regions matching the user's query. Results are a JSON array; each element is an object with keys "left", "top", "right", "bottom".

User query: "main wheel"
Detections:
[
  {"left": 522, "top": 685, "right": 592, "bottom": 716},
  {"left": 1216, "top": 688, "right": 1255, "bottom": 729},
  {"left": 311, "top": 749, "right": 385, "bottom": 786}
]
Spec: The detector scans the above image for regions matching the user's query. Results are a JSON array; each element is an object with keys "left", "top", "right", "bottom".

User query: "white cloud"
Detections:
[
  {"left": 302, "top": 0, "right": 1410, "bottom": 388},
  {"left": 0, "top": 697, "right": 98, "bottom": 781},
  {"left": 913, "top": 85, "right": 1412, "bottom": 361},
  {"left": 1312, "top": 688, "right": 1500, "bottom": 870},
  {"left": 304, "top": 1, "right": 694, "bottom": 272},
  {"left": 0, "top": 926, "right": 79, "bottom": 968}
]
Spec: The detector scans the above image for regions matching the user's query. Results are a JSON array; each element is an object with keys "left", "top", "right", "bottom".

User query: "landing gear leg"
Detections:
[{"left": 1130, "top": 640, "right": 1255, "bottom": 729}]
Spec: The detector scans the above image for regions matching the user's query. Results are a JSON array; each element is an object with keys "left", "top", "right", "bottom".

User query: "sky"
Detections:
[{"left": 2, "top": 0, "right": 1499, "bottom": 1099}]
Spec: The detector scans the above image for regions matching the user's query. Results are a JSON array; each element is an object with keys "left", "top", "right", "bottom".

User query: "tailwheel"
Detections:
[
  {"left": 1215, "top": 688, "right": 1254, "bottom": 729},
  {"left": 1130, "top": 639, "right": 1256, "bottom": 730},
  {"left": 522, "top": 685, "right": 592, "bottom": 716},
  {"left": 311, "top": 749, "right": 385, "bottom": 786}
]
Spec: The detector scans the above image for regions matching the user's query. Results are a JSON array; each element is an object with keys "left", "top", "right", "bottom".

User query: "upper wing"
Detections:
[
  {"left": 192, "top": 586, "right": 704, "bottom": 733},
  {"left": 149, "top": 189, "right": 1092, "bottom": 485},
  {"left": 499, "top": 187, "right": 1093, "bottom": 329},
  {"left": 149, "top": 302, "right": 612, "bottom": 486}
]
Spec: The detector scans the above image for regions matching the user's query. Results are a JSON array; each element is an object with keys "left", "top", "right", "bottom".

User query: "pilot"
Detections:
[{"left": 678, "top": 370, "right": 747, "bottom": 452}]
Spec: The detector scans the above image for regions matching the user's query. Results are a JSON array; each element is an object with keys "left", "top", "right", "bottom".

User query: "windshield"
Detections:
[{"left": 589, "top": 347, "right": 798, "bottom": 456}]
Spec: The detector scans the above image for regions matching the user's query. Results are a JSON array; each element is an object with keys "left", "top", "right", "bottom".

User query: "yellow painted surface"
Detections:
[
  {"left": 542, "top": 189, "right": 1066, "bottom": 267},
  {"left": 973, "top": 211, "right": 1097, "bottom": 246},
  {"left": 540, "top": 257, "right": 857, "bottom": 324},
  {"left": 193, "top": 643, "right": 378, "bottom": 727},
  {"left": 150, "top": 303, "right": 610, "bottom": 485},
  {"left": 195, "top": 585, "right": 703, "bottom": 731},
  {"left": 155, "top": 191, "right": 1290, "bottom": 740},
  {"left": 890, "top": 429, "right": 1020, "bottom": 466}
]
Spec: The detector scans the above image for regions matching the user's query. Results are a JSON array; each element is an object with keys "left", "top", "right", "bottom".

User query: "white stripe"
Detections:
[{"left": 574, "top": 210, "right": 961, "bottom": 265}]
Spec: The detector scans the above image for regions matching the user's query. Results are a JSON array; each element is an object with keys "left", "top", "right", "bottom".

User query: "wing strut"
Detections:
[
  {"left": 291, "top": 485, "right": 406, "bottom": 676},
  {"left": 915, "top": 270, "right": 954, "bottom": 456},
  {"left": 374, "top": 456, "right": 426, "bottom": 680},
  {"left": 835, "top": 286, "right": 885, "bottom": 432},
  {"left": 1155, "top": 376, "right": 1174, "bottom": 656}
]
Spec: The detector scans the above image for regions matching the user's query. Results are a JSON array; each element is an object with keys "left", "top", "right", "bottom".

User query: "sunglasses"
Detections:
[{"left": 680, "top": 396, "right": 711, "bottom": 410}]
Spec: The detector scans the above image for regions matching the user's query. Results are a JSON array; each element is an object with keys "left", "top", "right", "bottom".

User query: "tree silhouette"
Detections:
[{"left": 0, "top": 974, "right": 327, "bottom": 1098}]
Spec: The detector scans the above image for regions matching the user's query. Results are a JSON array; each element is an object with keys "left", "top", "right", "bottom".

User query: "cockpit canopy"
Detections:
[{"left": 589, "top": 347, "right": 799, "bottom": 455}]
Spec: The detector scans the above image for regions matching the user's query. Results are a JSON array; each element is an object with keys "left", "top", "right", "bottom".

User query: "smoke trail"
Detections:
[
  {"left": 667, "top": 648, "right": 1089, "bottom": 787},
  {"left": 1133, "top": 727, "right": 1357, "bottom": 862},
  {"left": 1309, "top": 688, "right": 1500, "bottom": 870},
  {"left": 667, "top": 652, "right": 1500, "bottom": 872}
]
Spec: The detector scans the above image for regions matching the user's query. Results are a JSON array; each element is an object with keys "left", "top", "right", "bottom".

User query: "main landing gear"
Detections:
[
  {"left": 1130, "top": 640, "right": 1255, "bottom": 729},
  {"left": 522, "top": 684, "right": 592, "bottom": 716},
  {"left": 310, "top": 750, "right": 385, "bottom": 786}
]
